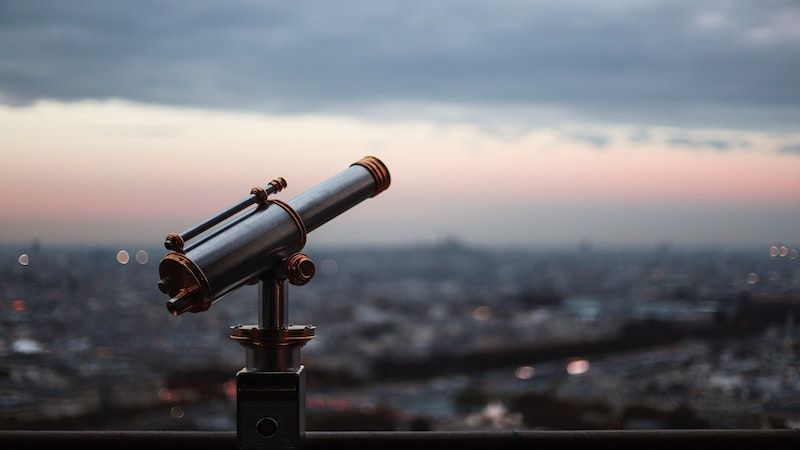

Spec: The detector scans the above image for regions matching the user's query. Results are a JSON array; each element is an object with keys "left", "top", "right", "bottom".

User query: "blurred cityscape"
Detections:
[{"left": 1, "top": 240, "right": 799, "bottom": 431}]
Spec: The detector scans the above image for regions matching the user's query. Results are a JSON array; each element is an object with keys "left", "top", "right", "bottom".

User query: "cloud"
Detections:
[
  {"left": 667, "top": 136, "right": 739, "bottom": 151},
  {"left": 567, "top": 131, "right": 611, "bottom": 148},
  {"left": 0, "top": 0, "right": 799, "bottom": 129},
  {"left": 779, "top": 143, "right": 800, "bottom": 154}
]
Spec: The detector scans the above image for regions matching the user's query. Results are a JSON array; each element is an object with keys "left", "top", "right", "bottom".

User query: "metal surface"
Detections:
[
  {"left": 245, "top": 346, "right": 301, "bottom": 372},
  {"left": 259, "top": 277, "right": 287, "bottom": 330},
  {"left": 237, "top": 271, "right": 310, "bottom": 449},
  {"left": 352, "top": 156, "right": 391, "bottom": 196},
  {"left": 268, "top": 199, "right": 309, "bottom": 251},
  {"left": 159, "top": 202, "right": 301, "bottom": 313},
  {"left": 165, "top": 178, "right": 287, "bottom": 251},
  {"left": 3, "top": 430, "right": 799, "bottom": 450},
  {"left": 289, "top": 163, "right": 378, "bottom": 233},
  {"left": 165, "top": 285, "right": 199, "bottom": 316},
  {"left": 229, "top": 325, "right": 315, "bottom": 349},
  {"left": 155, "top": 156, "right": 390, "bottom": 450},
  {"left": 237, "top": 369, "right": 305, "bottom": 450},
  {"left": 158, "top": 156, "right": 390, "bottom": 315},
  {"left": 282, "top": 253, "right": 315, "bottom": 286}
]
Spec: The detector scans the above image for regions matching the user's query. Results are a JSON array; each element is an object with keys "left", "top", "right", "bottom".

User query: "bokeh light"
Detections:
[
  {"left": 12, "top": 299, "right": 27, "bottom": 312},
  {"left": 747, "top": 273, "right": 759, "bottom": 285},
  {"left": 135, "top": 250, "right": 149, "bottom": 264},
  {"left": 515, "top": 365, "right": 535, "bottom": 380},
  {"left": 779, "top": 246, "right": 789, "bottom": 257},
  {"left": 473, "top": 305, "right": 491, "bottom": 321},
  {"left": 17, "top": 253, "right": 29, "bottom": 266},
  {"left": 768, "top": 271, "right": 779, "bottom": 281},
  {"left": 566, "top": 358, "right": 590, "bottom": 375},
  {"left": 320, "top": 259, "right": 339, "bottom": 276},
  {"left": 116, "top": 250, "right": 130, "bottom": 264},
  {"left": 769, "top": 245, "right": 779, "bottom": 257}
]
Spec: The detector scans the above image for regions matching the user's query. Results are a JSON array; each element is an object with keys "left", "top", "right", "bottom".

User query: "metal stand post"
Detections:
[{"left": 230, "top": 257, "right": 315, "bottom": 450}]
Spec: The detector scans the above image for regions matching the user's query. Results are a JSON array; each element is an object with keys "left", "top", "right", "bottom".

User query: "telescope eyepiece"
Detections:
[{"left": 166, "top": 285, "right": 199, "bottom": 316}]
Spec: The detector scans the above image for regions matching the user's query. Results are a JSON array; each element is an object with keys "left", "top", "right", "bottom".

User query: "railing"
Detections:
[{"left": 1, "top": 430, "right": 799, "bottom": 450}]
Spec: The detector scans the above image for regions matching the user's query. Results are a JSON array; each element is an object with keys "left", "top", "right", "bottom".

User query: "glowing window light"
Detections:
[
  {"left": 515, "top": 365, "right": 535, "bottom": 380},
  {"left": 12, "top": 299, "right": 27, "bottom": 312},
  {"left": 567, "top": 358, "right": 590, "bottom": 375},
  {"left": 473, "top": 305, "right": 491, "bottom": 321}
]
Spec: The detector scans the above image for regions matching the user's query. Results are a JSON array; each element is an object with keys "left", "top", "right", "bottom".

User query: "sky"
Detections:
[{"left": 0, "top": 0, "right": 798, "bottom": 247}]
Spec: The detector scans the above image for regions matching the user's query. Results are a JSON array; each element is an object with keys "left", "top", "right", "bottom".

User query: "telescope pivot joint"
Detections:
[{"left": 279, "top": 253, "right": 315, "bottom": 286}]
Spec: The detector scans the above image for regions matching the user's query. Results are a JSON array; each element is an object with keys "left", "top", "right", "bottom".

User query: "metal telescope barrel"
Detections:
[{"left": 158, "top": 156, "right": 390, "bottom": 316}]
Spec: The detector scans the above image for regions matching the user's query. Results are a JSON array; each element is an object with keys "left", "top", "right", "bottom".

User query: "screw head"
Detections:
[{"left": 256, "top": 417, "right": 279, "bottom": 438}]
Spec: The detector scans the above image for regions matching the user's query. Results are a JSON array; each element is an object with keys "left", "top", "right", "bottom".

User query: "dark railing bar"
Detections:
[{"left": 1, "top": 430, "right": 798, "bottom": 450}]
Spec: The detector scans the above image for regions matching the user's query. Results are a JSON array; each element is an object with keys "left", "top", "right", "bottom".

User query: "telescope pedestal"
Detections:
[
  {"left": 236, "top": 367, "right": 306, "bottom": 450},
  {"left": 157, "top": 157, "right": 390, "bottom": 448},
  {"left": 231, "top": 273, "right": 315, "bottom": 450}
]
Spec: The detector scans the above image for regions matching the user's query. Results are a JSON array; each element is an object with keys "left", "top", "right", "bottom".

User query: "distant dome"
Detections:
[{"left": 11, "top": 339, "right": 44, "bottom": 354}]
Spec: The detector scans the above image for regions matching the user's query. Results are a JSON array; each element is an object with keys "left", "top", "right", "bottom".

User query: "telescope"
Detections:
[{"left": 157, "top": 156, "right": 390, "bottom": 449}]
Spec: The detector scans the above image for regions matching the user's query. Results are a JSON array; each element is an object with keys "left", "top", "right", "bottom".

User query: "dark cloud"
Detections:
[
  {"left": 1, "top": 0, "right": 799, "bottom": 128},
  {"left": 779, "top": 143, "right": 800, "bottom": 154},
  {"left": 629, "top": 129, "right": 653, "bottom": 144},
  {"left": 568, "top": 132, "right": 610, "bottom": 148},
  {"left": 667, "top": 137, "right": 736, "bottom": 151}
]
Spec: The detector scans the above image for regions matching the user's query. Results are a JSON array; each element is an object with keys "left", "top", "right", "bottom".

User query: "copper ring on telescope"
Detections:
[
  {"left": 250, "top": 187, "right": 269, "bottom": 207},
  {"left": 253, "top": 177, "right": 288, "bottom": 207},
  {"left": 159, "top": 251, "right": 213, "bottom": 312},
  {"left": 267, "top": 199, "right": 308, "bottom": 250},
  {"left": 352, "top": 156, "right": 391, "bottom": 197}
]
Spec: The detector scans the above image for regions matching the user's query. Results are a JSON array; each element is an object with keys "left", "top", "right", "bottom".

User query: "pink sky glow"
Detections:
[{"left": 1, "top": 101, "right": 798, "bottom": 246}]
